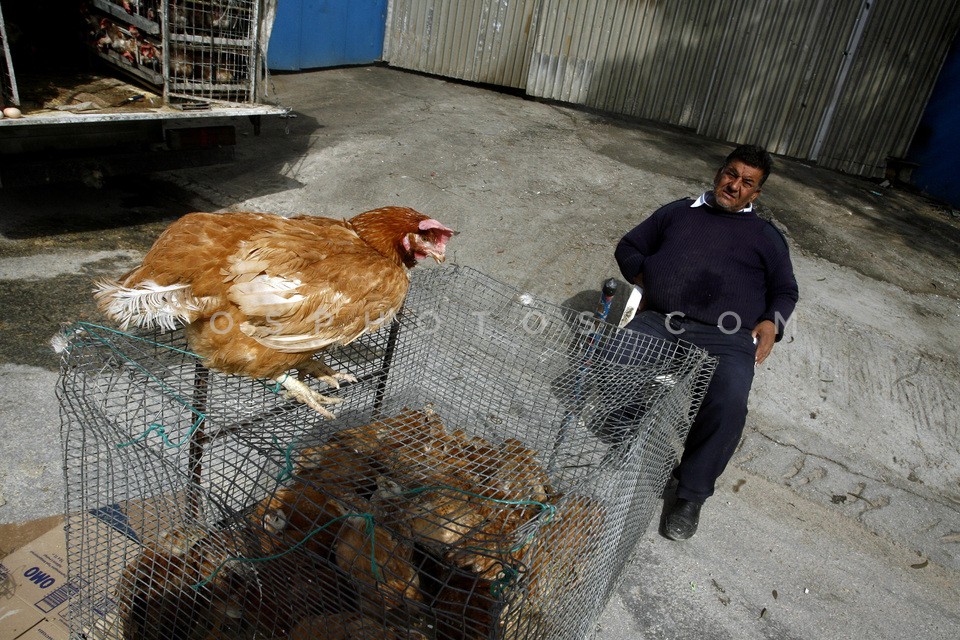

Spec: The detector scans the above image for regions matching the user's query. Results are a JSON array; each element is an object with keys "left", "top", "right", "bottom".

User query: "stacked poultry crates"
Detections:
[
  {"left": 58, "top": 266, "right": 716, "bottom": 640},
  {"left": 84, "top": 0, "right": 268, "bottom": 105}
]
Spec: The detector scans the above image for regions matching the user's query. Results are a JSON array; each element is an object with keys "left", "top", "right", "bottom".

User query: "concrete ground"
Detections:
[{"left": 1, "top": 65, "right": 958, "bottom": 639}]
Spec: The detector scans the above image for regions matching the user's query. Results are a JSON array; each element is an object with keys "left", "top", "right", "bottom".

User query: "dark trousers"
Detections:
[{"left": 612, "top": 310, "right": 756, "bottom": 503}]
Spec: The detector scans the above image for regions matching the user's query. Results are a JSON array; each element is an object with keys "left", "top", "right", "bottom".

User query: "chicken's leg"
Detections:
[
  {"left": 273, "top": 374, "right": 341, "bottom": 419},
  {"left": 296, "top": 359, "right": 358, "bottom": 389}
]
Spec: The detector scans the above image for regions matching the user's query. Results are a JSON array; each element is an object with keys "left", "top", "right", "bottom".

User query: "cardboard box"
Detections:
[
  {"left": 0, "top": 524, "right": 72, "bottom": 640},
  {"left": 0, "top": 515, "right": 139, "bottom": 640},
  {"left": 1, "top": 490, "right": 245, "bottom": 639},
  {"left": 0, "top": 517, "right": 64, "bottom": 560}
]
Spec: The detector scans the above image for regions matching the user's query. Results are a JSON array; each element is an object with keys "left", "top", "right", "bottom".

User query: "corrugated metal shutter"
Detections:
[
  {"left": 385, "top": 0, "right": 960, "bottom": 178},
  {"left": 385, "top": 0, "right": 539, "bottom": 88},
  {"left": 813, "top": 0, "right": 960, "bottom": 174}
]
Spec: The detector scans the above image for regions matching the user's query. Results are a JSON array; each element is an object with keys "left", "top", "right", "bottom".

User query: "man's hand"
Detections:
[{"left": 752, "top": 320, "right": 777, "bottom": 366}]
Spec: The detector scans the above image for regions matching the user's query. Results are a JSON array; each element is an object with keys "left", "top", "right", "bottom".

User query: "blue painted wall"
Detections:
[
  {"left": 908, "top": 36, "right": 960, "bottom": 208},
  {"left": 268, "top": 0, "right": 388, "bottom": 71}
]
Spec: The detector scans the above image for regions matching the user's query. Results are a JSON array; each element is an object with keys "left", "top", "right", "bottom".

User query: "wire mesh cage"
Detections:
[
  {"left": 165, "top": 0, "right": 264, "bottom": 103},
  {"left": 77, "top": 0, "right": 269, "bottom": 106},
  {"left": 58, "top": 265, "right": 716, "bottom": 640}
]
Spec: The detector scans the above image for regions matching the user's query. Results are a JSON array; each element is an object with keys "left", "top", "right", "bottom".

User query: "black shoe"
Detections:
[{"left": 663, "top": 499, "right": 702, "bottom": 540}]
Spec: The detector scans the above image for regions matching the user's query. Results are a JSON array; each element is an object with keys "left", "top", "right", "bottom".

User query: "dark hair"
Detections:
[{"left": 725, "top": 144, "right": 772, "bottom": 186}]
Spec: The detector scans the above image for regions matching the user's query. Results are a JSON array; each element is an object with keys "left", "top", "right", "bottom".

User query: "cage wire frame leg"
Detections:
[
  {"left": 372, "top": 310, "right": 405, "bottom": 419},
  {"left": 187, "top": 362, "right": 209, "bottom": 522}
]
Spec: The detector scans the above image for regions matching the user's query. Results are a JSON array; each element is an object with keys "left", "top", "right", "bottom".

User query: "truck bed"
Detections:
[
  {"left": 0, "top": 1, "right": 285, "bottom": 185},
  {"left": 1, "top": 70, "right": 281, "bottom": 127}
]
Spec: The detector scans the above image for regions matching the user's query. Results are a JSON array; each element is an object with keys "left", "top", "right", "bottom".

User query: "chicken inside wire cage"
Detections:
[
  {"left": 103, "top": 406, "right": 567, "bottom": 639},
  {"left": 60, "top": 266, "right": 716, "bottom": 640},
  {"left": 92, "top": 1, "right": 262, "bottom": 101},
  {"left": 166, "top": 0, "right": 259, "bottom": 101}
]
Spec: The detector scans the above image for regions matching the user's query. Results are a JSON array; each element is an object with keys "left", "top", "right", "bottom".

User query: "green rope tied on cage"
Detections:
[
  {"left": 272, "top": 435, "right": 298, "bottom": 483},
  {"left": 76, "top": 321, "right": 202, "bottom": 359},
  {"left": 72, "top": 323, "right": 208, "bottom": 449},
  {"left": 116, "top": 415, "right": 207, "bottom": 449},
  {"left": 191, "top": 512, "right": 380, "bottom": 590},
  {"left": 490, "top": 565, "right": 521, "bottom": 597}
]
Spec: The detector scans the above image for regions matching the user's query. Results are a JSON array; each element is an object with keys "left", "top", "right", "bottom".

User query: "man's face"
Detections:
[{"left": 712, "top": 160, "right": 764, "bottom": 212}]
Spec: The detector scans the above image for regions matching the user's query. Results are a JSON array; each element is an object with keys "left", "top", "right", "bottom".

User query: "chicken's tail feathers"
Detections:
[{"left": 94, "top": 279, "right": 203, "bottom": 332}]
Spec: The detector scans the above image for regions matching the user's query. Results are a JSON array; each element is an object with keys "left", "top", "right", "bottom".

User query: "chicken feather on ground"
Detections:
[{"left": 94, "top": 207, "right": 454, "bottom": 418}]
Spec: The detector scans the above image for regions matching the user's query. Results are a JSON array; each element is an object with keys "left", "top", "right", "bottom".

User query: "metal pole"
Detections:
[
  {"left": 0, "top": 3, "right": 21, "bottom": 106},
  {"left": 372, "top": 310, "right": 405, "bottom": 418},
  {"left": 810, "top": 0, "right": 874, "bottom": 161},
  {"left": 188, "top": 362, "right": 209, "bottom": 523}
]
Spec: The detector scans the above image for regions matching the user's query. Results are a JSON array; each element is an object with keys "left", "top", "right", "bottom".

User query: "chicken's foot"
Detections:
[
  {"left": 273, "top": 374, "right": 341, "bottom": 419},
  {"left": 296, "top": 359, "right": 358, "bottom": 389}
]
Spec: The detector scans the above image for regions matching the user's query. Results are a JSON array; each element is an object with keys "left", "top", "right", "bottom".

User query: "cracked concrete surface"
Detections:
[{"left": 0, "top": 66, "right": 957, "bottom": 638}]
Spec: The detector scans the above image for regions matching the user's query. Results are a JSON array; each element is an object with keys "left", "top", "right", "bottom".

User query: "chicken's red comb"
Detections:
[{"left": 419, "top": 219, "right": 454, "bottom": 235}]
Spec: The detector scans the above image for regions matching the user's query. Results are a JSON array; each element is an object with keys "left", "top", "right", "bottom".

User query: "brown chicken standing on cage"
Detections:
[{"left": 94, "top": 207, "right": 454, "bottom": 419}]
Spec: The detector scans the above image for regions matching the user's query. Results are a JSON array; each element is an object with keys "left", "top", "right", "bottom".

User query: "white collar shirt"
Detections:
[{"left": 691, "top": 191, "right": 753, "bottom": 213}]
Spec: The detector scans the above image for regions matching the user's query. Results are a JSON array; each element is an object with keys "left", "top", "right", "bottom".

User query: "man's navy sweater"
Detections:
[{"left": 615, "top": 197, "right": 799, "bottom": 337}]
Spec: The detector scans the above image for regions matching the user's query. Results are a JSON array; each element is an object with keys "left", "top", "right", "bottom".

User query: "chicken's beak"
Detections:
[{"left": 429, "top": 229, "right": 455, "bottom": 263}]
